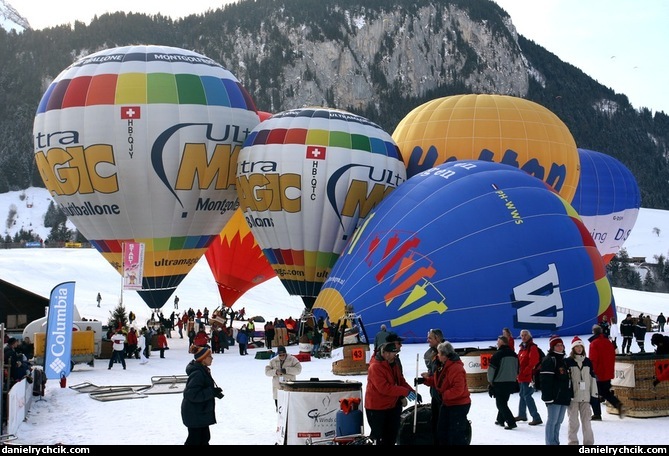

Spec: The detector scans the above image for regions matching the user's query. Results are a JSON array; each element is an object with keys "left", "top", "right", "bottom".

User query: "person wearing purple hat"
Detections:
[{"left": 540, "top": 335, "right": 572, "bottom": 445}]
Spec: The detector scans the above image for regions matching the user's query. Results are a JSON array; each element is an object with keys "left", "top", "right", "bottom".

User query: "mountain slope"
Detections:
[{"left": 0, "top": 0, "right": 29, "bottom": 31}]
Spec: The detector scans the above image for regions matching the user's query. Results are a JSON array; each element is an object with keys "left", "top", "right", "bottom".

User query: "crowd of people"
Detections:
[
  {"left": 359, "top": 311, "right": 669, "bottom": 447},
  {"left": 92, "top": 302, "right": 669, "bottom": 446},
  {"left": 3, "top": 336, "right": 34, "bottom": 387},
  {"left": 9, "top": 293, "right": 666, "bottom": 446}
]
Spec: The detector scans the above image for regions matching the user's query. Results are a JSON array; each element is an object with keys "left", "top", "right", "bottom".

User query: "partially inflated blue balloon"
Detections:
[{"left": 314, "top": 160, "right": 612, "bottom": 343}]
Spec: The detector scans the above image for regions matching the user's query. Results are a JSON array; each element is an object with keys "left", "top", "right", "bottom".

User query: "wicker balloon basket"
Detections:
[
  {"left": 332, "top": 343, "right": 370, "bottom": 376},
  {"left": 607, "top": 353, "right": 669, "bottom": 418},
  {"left": 457, "top": 347, "right": 497, "bottom": 393}
]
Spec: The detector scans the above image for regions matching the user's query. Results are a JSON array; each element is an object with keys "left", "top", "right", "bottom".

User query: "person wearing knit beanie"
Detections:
[
  {"left": 192, "top": 344, "right": 212, "bottom": 363},
  {"left": 181, "top": 344, "right": 222, "bottom": 445},
  {"left": 542, "top": 334, "right": 570, "bottom": 445},
  {"left": 549, "top": 335, "right": 564, "bottom": 352},
  {"left": 565, "top": 335, "right": 597, "bottom": 444},
  {"left": 570, "top": 336, "right": 585, "bottom": 352}
]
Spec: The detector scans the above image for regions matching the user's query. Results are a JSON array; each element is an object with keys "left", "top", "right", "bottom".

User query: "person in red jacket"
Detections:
[
  {"left": 157, "top": 329, "right": 169, "bottom": 359},
  {"left": 516, "top": 329, "right": 543, "bottom": 425},
  {"left": 126, "top": 327, "right": 139, "bottom": 359},
  {"left": 193, "top": 327, "right": 210, "bottom": 347},
  {"left": 364, "top": 342, "right": 419, "bottom": 446},
  {"left": 588, "top": 324, "right": 624, "bottom": 419},
  {"left": 418, "top": 341, "right": 471, "bottom": 445}
]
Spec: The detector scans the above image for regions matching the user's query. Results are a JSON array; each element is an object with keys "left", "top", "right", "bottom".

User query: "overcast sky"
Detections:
[{"left": 11, "top": 0, "right": 669, "bottom": 114}]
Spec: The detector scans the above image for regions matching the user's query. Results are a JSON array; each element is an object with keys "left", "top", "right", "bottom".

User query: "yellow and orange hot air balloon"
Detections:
[{"left": 392, "top": 94, "right": 581, "bottom": 202}]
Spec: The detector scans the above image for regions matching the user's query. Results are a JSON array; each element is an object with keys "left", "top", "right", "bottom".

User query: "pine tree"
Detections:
[
  {"left": 107, "top": 302, "right": 129, "bottom": 332},
  {"left": 642, "top": 268, "right": 657, "bottom": 292}
]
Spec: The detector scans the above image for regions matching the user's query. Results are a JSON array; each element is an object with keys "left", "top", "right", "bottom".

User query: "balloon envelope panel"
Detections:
[
  {"left": 236, "top": 108, "right": 407, "bottom": 301},
  {"left": 571, "top": 148, "right": 641, "bottom": 265},
  {"left": 205, "top": 208, "right": 276, "bottom": 308},
  {"left": 314, "top": 160, "right": 612, "bottom": 342},
  {"left": 33, "top": 45, "right": 259, "bottom": 308},
  {"left": 392, "top": 94, "right": 580, "bottom": 202}
]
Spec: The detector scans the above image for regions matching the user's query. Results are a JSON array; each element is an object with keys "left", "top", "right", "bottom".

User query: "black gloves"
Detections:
[
  {"left": 416, "top": 393, "right": 423, "bottom": 404},
  {"left": 415, "top": 377, "right": 425, "bottom": 385},
  {"left": 488, "top": 384, "right": 495, "bottom": 398},
  {"left": 214, "top": 387, "right": 224, "bottom": 399},
  {"left": 281, "top": 368, "right": 287, "bottom": 374}
]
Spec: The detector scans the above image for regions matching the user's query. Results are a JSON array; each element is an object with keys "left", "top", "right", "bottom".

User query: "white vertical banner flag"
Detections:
[
  {"left": 123, "top": 242, "right": 145, "bottom": 290},
  {"left": 44, "top": 281, "right": 75, "bottom": 380}
]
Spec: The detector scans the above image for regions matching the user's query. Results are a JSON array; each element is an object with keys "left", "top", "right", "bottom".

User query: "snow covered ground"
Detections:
[
  {"left": 1, "top": 188, "right": 669, "bottom": 445},
  {"left": 0, "top": 254, "right": 667, "bottom": 445}
]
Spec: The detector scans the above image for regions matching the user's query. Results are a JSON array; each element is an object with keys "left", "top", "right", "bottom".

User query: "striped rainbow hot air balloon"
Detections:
[
  {"left": 236, "top": 107, "right": 407, "bottom": 310},
  {"left": 33, "top": 45, "right": 260, "bottom": 309}
]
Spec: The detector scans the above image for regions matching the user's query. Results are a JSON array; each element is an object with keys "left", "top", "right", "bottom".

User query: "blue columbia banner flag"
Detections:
[{"left": 44, "top": 281, "right": 75, "bottom": 380}]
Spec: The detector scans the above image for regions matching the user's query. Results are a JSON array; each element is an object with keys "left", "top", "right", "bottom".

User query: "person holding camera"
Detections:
[
  {"left": 265, "top": 346, "right": 303, "bottom": 411},
  {"left": 182, "top": 344, "right": 223, "bottom": 445}
]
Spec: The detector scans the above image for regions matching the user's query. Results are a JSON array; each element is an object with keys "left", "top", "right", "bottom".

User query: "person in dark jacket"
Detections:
[
  {"left": 418, "top": 328, "right": 445, "bottom": 444},
  {"left": 181, "top": 344, "right": 223, "bottom": 445},
  {"left": 4, "top": 337, "right": 31, "bottom": 385},
  {"left": 236, "top": 325, "right": 249, "bottom": 355},
  {"left": 264, "top": 321, "right": 275, "bottom": 350},
  {"left": 373, "top": 324, "right": 389, "bottom": 352},
  {"left": 540, "top": 335, "right": 572, "bottom": 445},
  {"left": 598, "top": 315, "right": 611, "bottom": 338},
  {"left": 633, "top": 315, "right": 647, "bottom": 353},
  {"left": 620, "top": 313, "right": 634, "bottom": 355},
  {"left": 18, "top": 336, "right": 35, "bottom": 361},
  {"left": 487, "top": 335, "right": 519, "bottom": 430},
  {"left": 651, "top": 333, "right": 669, "bottom": 355},
  {"left": 651, "top": 333, "right": 669, "bottom": 386},
  {"left": 657, "top": 313, "right": 666, "bottom": 333}
]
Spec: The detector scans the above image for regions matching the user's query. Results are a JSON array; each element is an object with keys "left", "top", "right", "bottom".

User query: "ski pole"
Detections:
[{"left": 413, "top": 352, "right": 419, "bottom": 434}]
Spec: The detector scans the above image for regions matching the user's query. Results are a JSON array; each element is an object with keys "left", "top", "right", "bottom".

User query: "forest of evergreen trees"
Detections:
[{"left": 1, "top": 0, "right": 668, "bottom": 282}]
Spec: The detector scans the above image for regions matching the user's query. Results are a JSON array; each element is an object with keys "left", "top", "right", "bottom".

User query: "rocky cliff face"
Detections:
[{"left": 221, "top": 3, "right": 532, "bottom": 113}]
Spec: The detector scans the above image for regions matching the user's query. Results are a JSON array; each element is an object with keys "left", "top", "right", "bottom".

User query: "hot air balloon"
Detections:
[
  {"left": 205, "top": 208, "right": 276, "bottom": 308},
  {"left": 314, "top": 160, "right": 613, "bottom": 343},
  {"left": 392, "top": 94, "right": 581, "bottom": 202},
  {"left": 33, "top": 45, "right": 260, "bottom": 309},
  {"left": 570, "top": 148, "right": 641, "bottom": 265},
  {"left": 236, "top": 107, "right": 407, "bottom": 310}
]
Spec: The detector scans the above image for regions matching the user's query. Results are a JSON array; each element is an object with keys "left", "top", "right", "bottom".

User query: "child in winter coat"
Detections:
[{"left": 565, "top": 337, "right": 598, "bottom": 445}]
